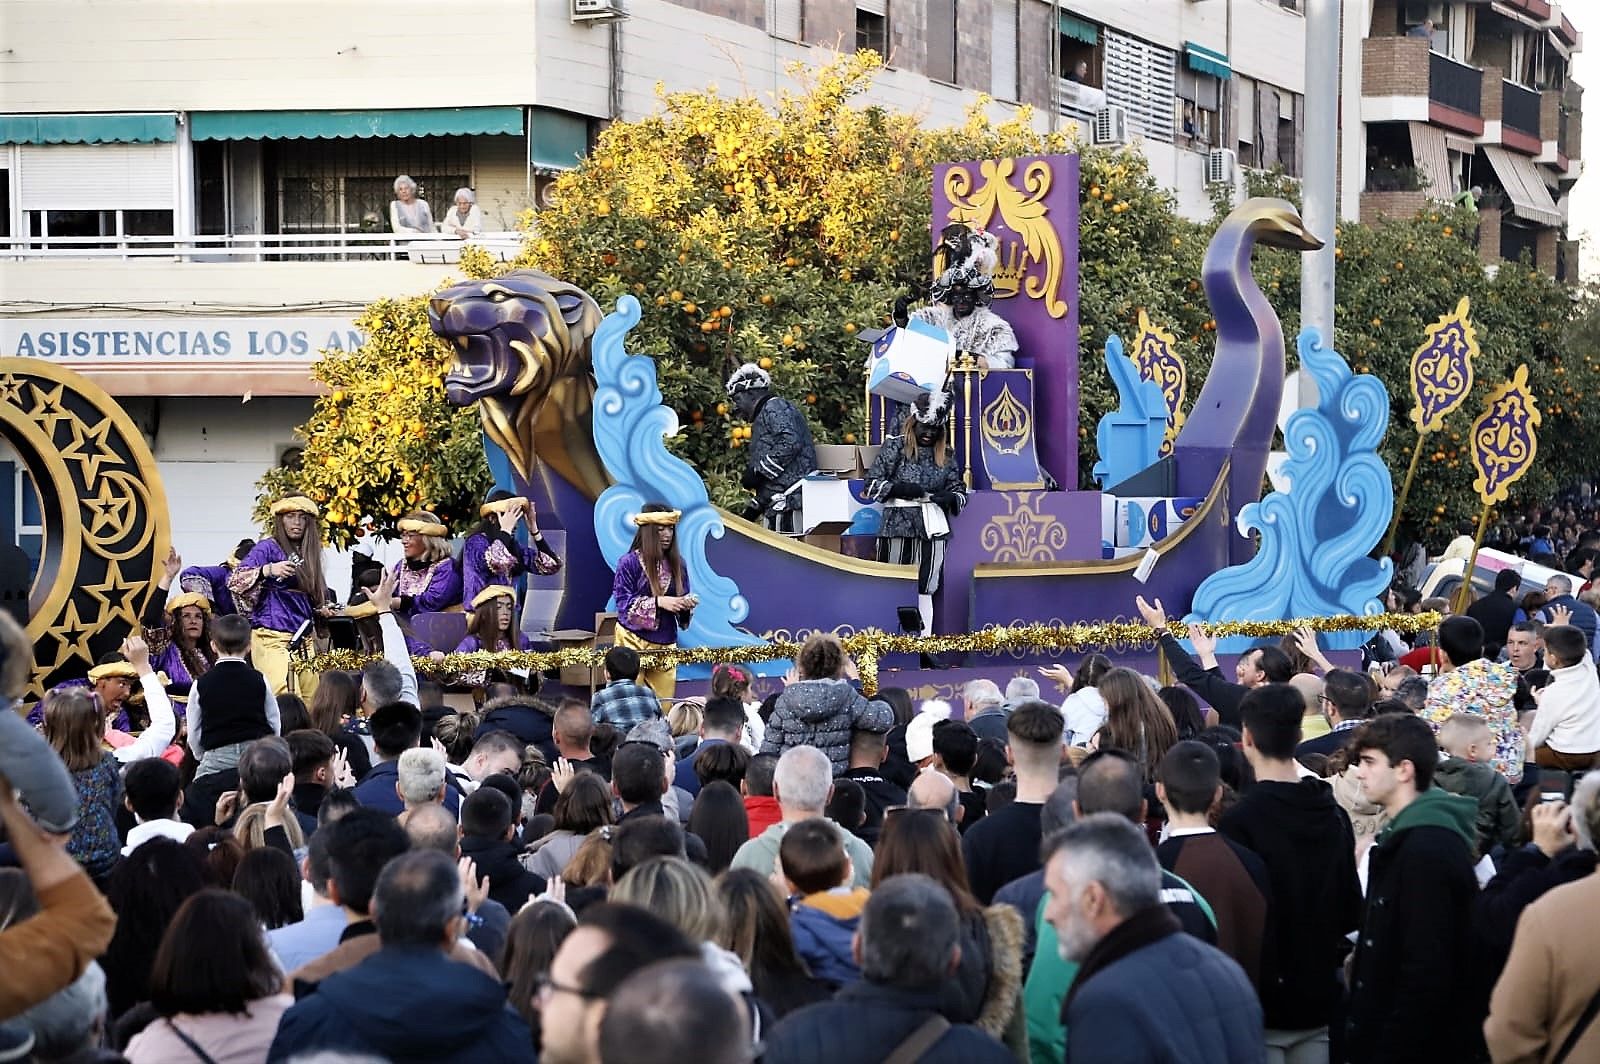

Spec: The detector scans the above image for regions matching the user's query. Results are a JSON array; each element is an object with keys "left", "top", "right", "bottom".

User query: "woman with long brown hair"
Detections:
[
  {"left": 143, "top": 547, "right": 217, "bottom": 696},
  {"left": 391, "top": 510, "right": 463, "bottom": 656},
  {"left": 309, "top": 669, "right": 370, "bottom": 781},
  {"left": 455, "top": 586, "right": 522, "bottom": 654},
  {"left": 227, "top": 495, "right": 331, "bottom": 696},
  {"left": 863, "top": 389, "right": 967, "bottom": 636},
  {"left": 872, "top": 807, "right": 1026, "bottom": 1052},
  {"left": 611, "top": 502, "right": 696, "bottom": 698},
  {"left": 1092, "top": 667, "right": 1181, "bottom": 782}
]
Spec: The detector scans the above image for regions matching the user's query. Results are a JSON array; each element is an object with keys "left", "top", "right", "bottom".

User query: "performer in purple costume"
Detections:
[
  {"left": 452, "top": 585, "right": 530, "bottom": 688},
  {"left": 611, "top": 502, "right": 696, "bottom": 699},
  {"left": 391, "top": 511, "right": 464, "bottom": 656},
  {"left": 227, "top": 495, "right": 331, "bottom": 696},
  {"left": 460, "top": 490, "right": 561, "bottom": 607},
  {"left": 142, "top": 548, "right": 216, "bottom": 699}
]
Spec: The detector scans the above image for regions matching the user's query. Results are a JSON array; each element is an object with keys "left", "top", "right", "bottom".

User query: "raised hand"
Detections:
[
  {"left": 552, "top": 758, "right": 575, "bottom": 795},
  {"left": 122, "top": 634, "right": 151, "bottom": 673},
  {"left": 162, "top": 548, "right": 183, "bottom": 584},
  {"left": 1135, "top": 595, "right": 1168, "bottom": 630},
  {"left": 368, "top": 568, "right": 398, "bottom": 614},
  {"left": 459, "top": 856, "right": 489, "bottom": 915},
  {"left": 1037, "top": 663, "right": 1072, "bottom": 688}
]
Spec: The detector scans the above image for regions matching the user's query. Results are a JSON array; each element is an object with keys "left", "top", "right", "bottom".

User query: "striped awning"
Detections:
[
  {"left": 1059, "top": 13, "right": 1099, "bottom": 45},
  {"left": 0, "top": 113, "right": 177, "bottom": 145},
  {"left": 1483, "top": 145, "right": 1563, "bottom": 226},
  {"left": 190, "top": 107, "right": 525, "bottom": 142},
  {"left": 1409, "top": 122, "right": 1455, "bottom": 197},
  {"left": 1184, "top": 42, "right": 1232, "bottom": 80}
]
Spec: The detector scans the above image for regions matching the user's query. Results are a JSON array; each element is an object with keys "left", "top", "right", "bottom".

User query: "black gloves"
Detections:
[
  {"left": 740, "top": 466, "right": 763, "bottom": 490},
  {"left": 741, "top": 501, "right": 763, "bottom": 521},
  {"left": 931, "top": 491, "right": 960, "bottom": 512},
  {"left": 892, "top": 295, "right": 911, "bottom": 329},
  {"left": 887, "top": 481, "right": 925, "bottom": 500}
]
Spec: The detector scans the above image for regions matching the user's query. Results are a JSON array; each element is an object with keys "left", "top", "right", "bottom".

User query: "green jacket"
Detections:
[{"left": 1432, "top": 757, "right": 1520, "bottom": 856}]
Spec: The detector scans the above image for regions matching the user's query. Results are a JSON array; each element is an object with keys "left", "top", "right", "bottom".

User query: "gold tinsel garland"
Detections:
[{"left": 303, "top": 611, "right": 1442, "bottom": 695}]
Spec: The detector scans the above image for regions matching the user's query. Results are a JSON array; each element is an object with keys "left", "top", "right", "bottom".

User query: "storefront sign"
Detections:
[{"left": 0, "top": 317, "right": 366, "bottom": 362}]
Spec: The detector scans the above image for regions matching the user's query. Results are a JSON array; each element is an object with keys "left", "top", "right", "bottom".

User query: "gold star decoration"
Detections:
[
  {"left": 59, "top": 417, "right": 120, "bottom": 483},
  {"left": 0, "top": 374, "right": 27, "bottom": 409},
  {"left": 82, "top": 478, "right": 132, "bottom": 537},
  {"left": 26, "top": 382, "right": 73, "bottom": 439},
  {"left": 82, "top": 558, "right": 147, "bottom": 626},
  {"left": 37, "top": 600, "right": 99, "bottom": 680}
]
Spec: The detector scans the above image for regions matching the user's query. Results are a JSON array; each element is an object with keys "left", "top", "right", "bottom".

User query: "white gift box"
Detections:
[{"left": 867, "top": 320, "right": 952, "bottom": 405}]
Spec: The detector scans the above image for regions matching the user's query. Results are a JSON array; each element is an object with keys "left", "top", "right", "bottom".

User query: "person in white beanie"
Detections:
[{"left": 904, "top": 700, "right": 953, "bottom": 767}]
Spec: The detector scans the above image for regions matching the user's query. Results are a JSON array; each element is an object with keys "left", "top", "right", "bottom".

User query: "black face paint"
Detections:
[
  {"left": 914, "top": 425, "right": 941, "bottom": 446},
  {"left": 949, "top": 287, "right": 978, "bottom": 319}
]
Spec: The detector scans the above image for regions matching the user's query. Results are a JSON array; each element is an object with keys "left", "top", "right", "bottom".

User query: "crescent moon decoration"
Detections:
[{"left": 0, "top": 358, "right": 170, "bottom": 699}]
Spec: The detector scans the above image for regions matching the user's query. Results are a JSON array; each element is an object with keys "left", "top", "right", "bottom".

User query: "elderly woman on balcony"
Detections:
[
  {"left": 439, "top": 187, "right": 483, "bottom": 238},
  {"left": 389, "top": 175, "right": 434, "bottom": 235}
]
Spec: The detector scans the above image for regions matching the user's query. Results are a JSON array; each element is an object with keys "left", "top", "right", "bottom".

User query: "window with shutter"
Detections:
[
  {"left": 1257, "top": 87, "right": 1281, "bottom": 168},
  {"left": 991, "top": 0, "right": 1020, "bottom": 101},
  {"left": 926, "top": 0, "right": 957, "bottom": 83},
  {"left": 1103, "top": 30, "right": 1177, "bottom": 144},
  {"left": 18, "top": 143, "right": 176, "bottom": 211},
  {"left": 770, "top": 0, "right": 802, "bottom": 42}
]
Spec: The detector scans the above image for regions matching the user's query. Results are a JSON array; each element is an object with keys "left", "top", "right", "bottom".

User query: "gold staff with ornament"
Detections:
[
  {"left": 1454, "top": 365, "right": 1542, "bottom": 613},
  {"left": 1383, "top": 297, "right": 1479, "bottom": 557}
]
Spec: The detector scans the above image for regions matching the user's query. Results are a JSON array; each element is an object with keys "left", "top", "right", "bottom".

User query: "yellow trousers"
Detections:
[
  {"left": 613, "top": 626, "right": 677, "bottom": 700},
  {"left": 251, "top": 629, "right": 319, "bottom": 700}
]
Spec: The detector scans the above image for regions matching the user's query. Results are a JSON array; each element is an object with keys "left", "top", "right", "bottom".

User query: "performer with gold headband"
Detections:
[
  {"left": 141, "top": 547, "right": 217, "bottom": 697},
  {"left": 452, "top": 585, "right": 526, "bottom": 688},
  {"left": 391, "top": 511, "right": 463, "bottom": 656},
  {"left": 612, "top": 502, "right": 698, "bottom": 699},
  {"left": 228, "top": 495, "right": 332, "bottom": 696},
  {"left": 460, "top": 489, "right": 562, "bottom": 607}
]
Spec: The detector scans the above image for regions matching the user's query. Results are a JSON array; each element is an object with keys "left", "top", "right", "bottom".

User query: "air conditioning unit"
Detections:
[
  {"left": 1206, "top": 148, "right": 1238, "bottom": 186},
  {"left": 571, "top": 0, "right": 625, "bottom": 23},
  {"left": 1092, "top": 106, "right": 1128, "bottom": 147}
]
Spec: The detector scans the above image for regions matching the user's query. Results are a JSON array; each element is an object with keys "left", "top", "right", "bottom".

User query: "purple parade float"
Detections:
[{"left": 426, "top": 154, "right": 1393, "bottom": 697}]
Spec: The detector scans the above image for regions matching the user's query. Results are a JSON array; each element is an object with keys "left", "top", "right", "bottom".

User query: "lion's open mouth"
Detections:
[{"left": 443, "top": 332, "right": 498, "bottom": 405}]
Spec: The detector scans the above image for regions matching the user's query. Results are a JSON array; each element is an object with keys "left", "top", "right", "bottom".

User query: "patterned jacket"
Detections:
[
  {"left": 1423, "top": 658, "right": 1525, "bottom": 780},
  {"left": 864, "top": 437, "right": 968, "bottom": 540},
  {"left": 760, "top": 679, "right": 894, "bottom": 774},
  {"left": 745, "top": 395, "right": 817, "bottom": 511}
]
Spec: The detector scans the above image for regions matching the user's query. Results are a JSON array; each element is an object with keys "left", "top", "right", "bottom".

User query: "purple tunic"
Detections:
[
  {"left": 612, "top": 550, "right": 692, "bottom": 646},
  {"left": 452, "top": 631, "right": 531, "bottom": 688},
  {"left": 179, "top": 564, "right": 237, "bottom": 617},
  {"left": 392, "top": 556, "right": 464, "bottom": 655},
  {"left": 228, "top": 539, "right": 319, "bottom": 634},
  {"left": 461, "top": 530, "right": 561, "bottom": 606},
  {"left": 141, "top": 589, "right": 213, "bottom": 698}
]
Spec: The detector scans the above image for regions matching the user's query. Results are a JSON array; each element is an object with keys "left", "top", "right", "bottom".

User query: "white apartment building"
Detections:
[{"left": 0, "top": 0, "right": 1309, "bottom": 569}]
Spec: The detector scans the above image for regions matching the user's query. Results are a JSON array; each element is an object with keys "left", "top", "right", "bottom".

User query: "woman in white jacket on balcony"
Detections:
[{"left": 439, "top": 187, "right": 483, "bottom": 238}]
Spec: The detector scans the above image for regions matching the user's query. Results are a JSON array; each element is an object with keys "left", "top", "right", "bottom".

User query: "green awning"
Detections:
[
  {"left": 1185, "top": 42, "right": 1233, "bottom": 79},
  {"left": 0, "top": 113, "right": 177, "bottom": 145},
  {"left": 1059, "top": 13, "right": 1099, "bottom": 45},
  {"left": 529, "top": 109, "right": 590, "bottom": 170},
  {"left": 189, "top": 106, "right": 525, "bottom": 142}
]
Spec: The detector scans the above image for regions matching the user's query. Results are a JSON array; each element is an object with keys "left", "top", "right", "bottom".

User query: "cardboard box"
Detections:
[
  {"left": 1112, "top": 497, "right": 1205, "bottom": 548},
  {"left": 544, "top": 624, "right": 605, "bottom": 689},
  {"left": 867, "top": 320, "right": 952, "bottom": 405},
  {"left": 814, "top": 445, "right": 882, "bottom": 478},
  {"left": 803, "top": 520, "right": 853, "bottom": 554}
]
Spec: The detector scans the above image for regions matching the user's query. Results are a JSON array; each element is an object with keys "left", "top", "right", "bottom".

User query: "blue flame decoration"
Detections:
[
  {"left": 1183, "top": 328, "right": 1394, "bottom": 651},
  {"left": 589, "top": 296, "right": 761, "bottom": 655}
]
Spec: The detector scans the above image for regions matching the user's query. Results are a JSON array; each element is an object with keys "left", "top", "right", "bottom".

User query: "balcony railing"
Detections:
[
  {"left": 1430, "top": 51, "right": 1483, "bottom": 117},
  {"left": 1503, "top": 80, "right": 1542, "bottom": 137},
  {"left": 0, "top": 231, "right": 527, "bottom": 263}
]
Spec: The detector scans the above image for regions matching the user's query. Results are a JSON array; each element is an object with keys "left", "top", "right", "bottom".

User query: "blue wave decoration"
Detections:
[
  {"left": 590, "top": 295, "right": 760, "bottom": 653},
  {"left": 1184, "top": 328, "right": 1394, "bottom": 651}
]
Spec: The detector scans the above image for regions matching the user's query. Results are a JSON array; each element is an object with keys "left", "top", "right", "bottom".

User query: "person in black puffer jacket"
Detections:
[
  {"left": 760, "top": 634, "right": 893, "bottom": 774},
  {"left": 475, "top": 693, "right": 556, "bottom": 765}
]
